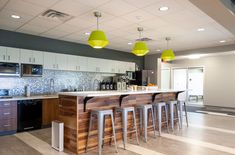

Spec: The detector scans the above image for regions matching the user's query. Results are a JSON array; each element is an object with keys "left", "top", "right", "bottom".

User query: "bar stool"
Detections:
[
  {"left": 86, "top": 109, "right": 118, "bottom": 155},
  {"left": 152, "top": 102, "right": 170, "bottom": 136},
  {"left": 115, "top": 107, "right": 139, "bottom": 149},
  {"left": 136, "top": 104, "right": 156, "bottom": 142},
  {"left": 167, "top": 101, "right": 180, "bottom": 130},
  {"left": 178, "top": 100, "right": 189, "bottom": 128}
]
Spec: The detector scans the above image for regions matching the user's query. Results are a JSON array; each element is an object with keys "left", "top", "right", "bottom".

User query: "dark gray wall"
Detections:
[{"left": 0, "top": 29, "right": 144, "bottom": 69}]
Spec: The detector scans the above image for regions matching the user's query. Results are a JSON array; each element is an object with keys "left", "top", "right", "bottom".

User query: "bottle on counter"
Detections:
[
  {"left": 106, "top": 81, "right": 110, "bottom": 90},
  {"left": 25, "top": 85, "right": 30, "bottom": 97},
  {"left": 101, "top": 81, "right": 106, "bottom": 90},
  {"left": 109, "top": 81, "right": 113, "bottom": 90}
]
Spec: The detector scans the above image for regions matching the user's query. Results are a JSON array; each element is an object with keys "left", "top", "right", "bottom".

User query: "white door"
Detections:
[
  {"left": 7, "top": 47, "right": 20, "bottom": 63},
  {"left": 20, "top": 49, "right": 32, "bottom": 64},
  {"left": 0, "top": 46, "right": 7, "bottom": 62},
  {"left": 161, "top": 68, "right": 171, "bottom": 89},
  {"left": 32, "top": 51, "right": 43, "bottom": 64},
  {"left": 172, "top": 68, "right": 187, "bottom": 90},
  {"left": 44, "top": 52, "right": 56, "bottom": 70}
]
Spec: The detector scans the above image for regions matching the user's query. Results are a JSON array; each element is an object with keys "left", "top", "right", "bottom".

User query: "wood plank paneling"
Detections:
[{"left": 42, "top": 99, "right": 59, "bottom": 126}]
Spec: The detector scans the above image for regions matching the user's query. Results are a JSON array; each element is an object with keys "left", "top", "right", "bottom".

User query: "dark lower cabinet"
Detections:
[{"left": 0, "top": 101, "right": 17, "bottom": 135}]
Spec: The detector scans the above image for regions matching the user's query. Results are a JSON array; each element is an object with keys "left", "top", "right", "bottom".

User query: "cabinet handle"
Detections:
[
  {"left": 78, "top": 66, "right": 80, "bottom": 71},
  {"left": 8, "top": 55, "right": 10, "bottom": 60},
  {"left": 3, "top": 103, "right": 10, "bottom": 106},
  {"left": 3, "top": 124, "right": 11, "bottom": 127},
  {"left": 56, "top": 64, "right": 59, "bottom": 69},
  {"left": 33, "top": 57, "right": 35, "bottom": 63},
  {"left": 29, "top": 57, "right": 31, "bottom": 62},
  {"left": 3, "top": 55, "right": 6, "bottom": 60},
  {"left": 3, "top": 112, "right": 10, "bottom": 115},
  {"left": 58, "top": 104, "right": 62, "bottom": 107}
]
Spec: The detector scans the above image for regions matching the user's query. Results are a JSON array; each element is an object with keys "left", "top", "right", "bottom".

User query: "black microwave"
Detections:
[
  {"left": 21, "top": 64, "right": 43, "bottom": 77},
  {"left": 0, "top": 62, "right": 20, "bottom": 77}
]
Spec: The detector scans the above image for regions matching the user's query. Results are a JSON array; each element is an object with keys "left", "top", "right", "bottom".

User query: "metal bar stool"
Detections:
[
  {"left": 136, "top": 104, "right": 156, "bottom": 142},
  {"left": 167, "top": 101, "right": 180, "bottom": 130},
  {"left": 178, "top": 100, "right": 189, "bottom": 128},
  {"left": 115, "top": 107, "right": 139, "bottom": 149},
  {"left": 86, "top": 109, "right": 118, "bottom": 155},
  {"left": 152, "top": 102, "right": 170, "bottom": 136}
]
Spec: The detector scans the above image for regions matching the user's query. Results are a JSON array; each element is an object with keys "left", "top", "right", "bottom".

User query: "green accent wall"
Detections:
[{"left": 0, "top": 29, "right": 143, "bottom": 69}]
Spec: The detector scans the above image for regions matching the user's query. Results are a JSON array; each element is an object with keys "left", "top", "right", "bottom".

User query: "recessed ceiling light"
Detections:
[
  {"left": 85, "top": 32, "right": 90, "bottom": 35},
  {"left": 11, "top": 14, "right": 20, "bottom": 19},
  {"left": 128, "top": 42, "right": 132, "bottom": 45},
  {"left": 156, "top": 49, "right": 161, "bottom": 52},
  {"left": 219, "top": 40, "right": 226, "bottom": 43},
  {"left": 197, "top": 28, "right": 205, "bottom": 32},
  {"left": 159, "top": 6, "right": 169, "bottom": 11}
]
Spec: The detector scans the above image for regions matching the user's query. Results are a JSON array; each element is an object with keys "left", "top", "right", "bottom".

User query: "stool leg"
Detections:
[
  {"left": 170, "top": 103, "right": 174, "bottom": 130},
  {"left": 157, "top": 105, "right": 162, "bottom": 136},
  {"left": 184, "top": 102, "right": 189, "bottom": 127},
  {"left": 143, "top": 107, "right": 148, "bottom": 142},
  {"left": 132, "top": 110, "right": 139, "bottom": 145},
  {"left": 111, "top": 113, "right": 118, "bottom": 153},
  {"left": 175, "top": 104, "right": 180, "bottom": 129},
  {"left": 151, "top": 107, "right": 157, "bottom": 138},
  {"left": 86, "top": 113, "right": 93, "bottom": 153},
  {"left": 122, "top": 110, "right": 127, "bottom": 150},
  {"left": 164, "top": 105, "right": 170, "bottom": 133},
  {"left": 102, "top": 115, "right": 106, "bottom": 148},
  {"left": 98, "top": 114, "right": 104, "bottom": 155},
  {"left": 178, "top": 102, "right": 183, "bottom": 129},
  {"left": 139, "top": 109, "right": 143, "bottom": 136}
]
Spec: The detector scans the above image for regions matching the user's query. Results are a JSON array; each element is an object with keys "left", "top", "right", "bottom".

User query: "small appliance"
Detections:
[
  {"left": 21, "top": 64, "right": 43, "bottom": 77},
  {"left": 0, "top": 62, "right": 20, "bottom": 77}
]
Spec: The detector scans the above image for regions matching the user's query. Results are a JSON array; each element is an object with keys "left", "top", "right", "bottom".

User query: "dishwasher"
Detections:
[{"left": 17, "top": 99, "right": 42, "bottom": 132}]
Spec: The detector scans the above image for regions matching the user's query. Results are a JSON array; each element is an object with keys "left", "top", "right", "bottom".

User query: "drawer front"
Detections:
[
  {"left": 0, "top": 118, "right": 17, "bottom": 132},
  {"left": 0, "top": 101, "right": 17, "bottom": 108},
  {"left": 0, "top": 107, "right": 17, "bottom": 119}
]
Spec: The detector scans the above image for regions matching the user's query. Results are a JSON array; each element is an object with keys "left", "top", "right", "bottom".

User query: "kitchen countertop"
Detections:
[
  {"left": 58, "top": 89, "right": 184, "bottom": 97},
  {"left": 0, "top": 94, "right": 58, "bottom": 102}
]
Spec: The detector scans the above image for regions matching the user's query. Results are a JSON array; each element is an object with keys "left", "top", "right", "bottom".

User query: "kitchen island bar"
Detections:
[{"left": 58, "top": 90, "right": 183, "bottom": 154}]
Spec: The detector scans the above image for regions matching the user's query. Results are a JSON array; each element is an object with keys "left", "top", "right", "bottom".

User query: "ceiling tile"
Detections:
[
  {"left": 51, "top": 0, "right": 92, "bottom": 17},
  {"left": 17, "top": 23, "right": 50, "bottom": 35},
  {"left": 21, "top": 0, "right": 59, "bottom": 8},
  {"left": 27, "top": 16, "right": 61, "bottom": 30},
  {"left": 123, "top": 0, "right": 160, "bottom": 9},
  {"left": 121, "top": 9, "right": 156, "bottom": 23},
  {"left": 4, "top": 0, "right": 46, "bottom": 16},
  {"left": 97, "top": 0, "right": 138, "bottom": 16},
  {"left": 0, "top": 0, "right": 8, "bottom": 9}
]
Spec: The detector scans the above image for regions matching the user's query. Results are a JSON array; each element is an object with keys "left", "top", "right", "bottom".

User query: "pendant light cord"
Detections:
[{"left": 97, "top": 16, "right": 99, "bottom": 30}]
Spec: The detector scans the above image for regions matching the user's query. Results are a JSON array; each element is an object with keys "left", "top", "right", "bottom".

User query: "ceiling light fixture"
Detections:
[
  {"left": 159, "top": 6, "right": 169, "bottom": 11},
  {"left": 156, "top": 49, "right": 161, "bottom": 52},
  {"left": 11, "top": 14, "right": 20, "bottom": 19},
  {"left": 197, "top": 28, "right": 205, "bottom": 32},
  {"left": 88, "top": 11, "right": 109, "bottom": 49},
  {"left": 219, "top": 40, "right": 226, "bottom": 43},
  {"left": 85, "top": 32, "right": 90, "bottom": 35},
  {"left": 187, "top": 54, "right": 201, "bottom": 59},
  {"left": 132, "top": 27, "right": 149, "bottom": 56},
  {"left": 161, "top": 37, "right": 175, "bottom": 61}
]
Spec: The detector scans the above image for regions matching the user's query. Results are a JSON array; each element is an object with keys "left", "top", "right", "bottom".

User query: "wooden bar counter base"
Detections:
[{"left": 58, "top": 90, "right": 182, "bottom": 154}]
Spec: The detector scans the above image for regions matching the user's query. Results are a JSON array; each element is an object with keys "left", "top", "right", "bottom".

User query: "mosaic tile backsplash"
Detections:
[{"left": 0, "top": 70, "right": 109, "bottom": 96}]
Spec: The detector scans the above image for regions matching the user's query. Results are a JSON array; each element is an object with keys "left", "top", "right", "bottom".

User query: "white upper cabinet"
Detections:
[
  {"left": 67, "top": 55, "right": 88, "bottom": 71},
  {"left": 43, "top": 52, "right": 67, "bottom": 70},
  {"left": 126, "top": 62, "right": 135, "bottom": 71},
  {"left": 0, "top": 46, "right": 20, "bottom": 63},
  {"left": 20, "top": 49, "right": 43, "bottom": 64},
  {"left": 87, "top": 57, "right": 101, "bottom": 72}
]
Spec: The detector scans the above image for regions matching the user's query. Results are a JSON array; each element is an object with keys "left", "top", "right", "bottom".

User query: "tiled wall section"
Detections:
[{"left": 0, "top": 70, "right": 108, "bottom": 96}]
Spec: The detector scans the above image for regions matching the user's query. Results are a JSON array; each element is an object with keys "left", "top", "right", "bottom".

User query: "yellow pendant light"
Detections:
[
  {"left": 161, "top": 37, "right": 175, "bottom": 61},
  {"left": 88, "top": 12, "right": 109, "bottom": 49},
  {"left": 132, "top": 27, "right": 149, "bottom": 56}
]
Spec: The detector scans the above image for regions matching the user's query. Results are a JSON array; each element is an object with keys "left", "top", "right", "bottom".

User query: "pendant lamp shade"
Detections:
[
  {"left": 161, "top": 37, "right": 175, "bottom": 61},
  {"left": 161, "top": 49, "right": 175, "bottom": 61},
  {"left": 132, "top": 41, "right": 149, "bottom": 56},
  {"left": 88, "top": 30, "right": 109, "bottom": 49},
  {"left": 132, "top": 27, "right": 149, "bottom": 56},
  {"left": 88, "top": 12, "right": 109, "bottom": 49}
]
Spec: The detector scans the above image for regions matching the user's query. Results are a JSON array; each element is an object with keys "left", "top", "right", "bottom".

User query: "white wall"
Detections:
[{"left": 162, "top": 53, "right": 235, "bottom": 108}]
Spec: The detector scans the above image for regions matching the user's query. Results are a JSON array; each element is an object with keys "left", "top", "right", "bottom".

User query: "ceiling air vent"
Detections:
[
  {"left": 136, "top": 37, "right": 153, "bottom": 42},
  {"left": 220, "top": 0, "right": 235, "bottom": 15},
  {"left": 40, "top": 9, "right": 73, "bottom": 22}
]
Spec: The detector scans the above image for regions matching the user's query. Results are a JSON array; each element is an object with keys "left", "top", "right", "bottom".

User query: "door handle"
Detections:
[
  {"left": 3, "top": 55, "right": 6, "bottom": 60},
  {"left": 3, "top": 112, "right": 10, "bottom": 115},
  {"left": 29, "top": 57, "right": 31, "bottom": 62},
  {"left": 3, "top": 124, "right": 11, "bottom": 127},
  {"left": 8, "top": 55, "right": 10, "bottom": 60},
  {"left": 33, "top": 57, "right": 35, "bottom": 63}
]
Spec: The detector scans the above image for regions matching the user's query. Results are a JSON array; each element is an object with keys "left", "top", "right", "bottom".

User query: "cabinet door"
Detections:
[
  {"left": 87, "top": 57, "right": 100, "bottom": 72},
  {"left": 56, "top": 54, "right": 67, "bottom": 70},
  {"left": 43, "top": 52, "right": 56, "bottom": 70},
  {"left": 67, "top": 55, "right": 78, "bottom": 71},
  {"left": 77, "top": 56, "right": 87, "bottom": 71},
  {"left": 32, "top": 51, "right": 43, "bottom": 65},
  {"left": 20, "top": 49, "right": 32, "bottom": 64},
  {"left": 42, "top": 99, "right": 59, "bottom": 126},
  {"left": 126, "top": 62, "right": 135, "bottom": 71},
  {"left": 6, "top": 47, "right": 20, "bottom": 63},
  {"left": 116, "top": 61, "right": 126, "bottom": 74},
  {"left": 0, "top": 46, "right": 7, "bottom": 62}
]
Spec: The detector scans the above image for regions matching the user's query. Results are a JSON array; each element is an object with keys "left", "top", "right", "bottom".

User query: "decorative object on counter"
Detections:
[
  {"left": 121, "top": 81, "right": 127, "bottom": 90},
  {"left": 88, "top": 11, "right": 109, "bottom": 49},
  {"left": 132, "top": 27, "right": 149, "bottom": 56},
  {"left": 161, "top": 37, "right": 175, "bottom": 61},
  {"left": 117, "top": 82, "right": 122, "bottom": 91},
  {"left": 25, "top": 85, "right": 30, "bottom": 97}
]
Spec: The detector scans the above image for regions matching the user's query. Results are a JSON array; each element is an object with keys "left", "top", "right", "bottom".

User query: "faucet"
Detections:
[
  {"left": 93, "top": 79, "right": 100, "bottom": 91},
  {"left": 49, "top": 78, "right": 55, "bottom": 94}
]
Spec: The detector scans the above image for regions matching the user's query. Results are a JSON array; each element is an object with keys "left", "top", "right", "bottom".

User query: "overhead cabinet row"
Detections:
[{"left": 0, "top": 46, "right": 135, "bottom": 74}]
